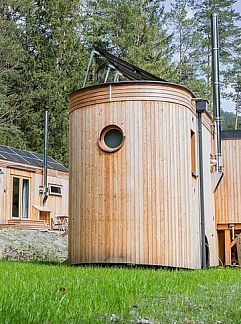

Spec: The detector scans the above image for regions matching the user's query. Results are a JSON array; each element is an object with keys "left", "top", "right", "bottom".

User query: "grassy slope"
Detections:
[{"left": 0, "top": 261, "right": 241, "bottom": 323}]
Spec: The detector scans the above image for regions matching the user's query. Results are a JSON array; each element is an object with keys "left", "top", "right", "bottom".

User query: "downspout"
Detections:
[
  {"left": 43, "top": 109, "right": 49, "bottom": 205},
  {"left": 211, "top": 13, "right": 222, "bottom": 173},
  {"left": 196, "top": 100, "right": 209, "bottom": 269}
]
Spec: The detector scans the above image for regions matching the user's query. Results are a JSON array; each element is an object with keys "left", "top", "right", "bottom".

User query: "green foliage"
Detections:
[
  {"left": 0, "top": 0, "right": 85, "bottom": 165},
  {"left": 0, "top": 0, "right": 27, "bottom": 139},
  {"left": 82, "top": 0, "right": 175, "bottom": 81},
  {"left": 166, "top": 0, "right": 241, "bottom": 118},
  {"left": 0, "top": 125, "right": 26, "bottom": 148},
  {"left": 0, "top": 0, "right": 241, "bottom": 162},
  {"left": 221, "top": 110, "right": 236, "bottom": 129},
  {"left": 190, "top": 0, "right": 241, "bottom": 103},
  {"left": 1, "top": 262, "right": 241, "bottom": 322},
  {"left": 166, "top": 0, "right": 208, "bottom": 97}
]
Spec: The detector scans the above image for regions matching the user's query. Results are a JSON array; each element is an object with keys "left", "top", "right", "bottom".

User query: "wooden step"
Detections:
[
  {"left": 7, "top": 219, "right": 49, "bottom": 230},
  {"left": 0, "top": 223, "right": 16, "bottom": 229},
  {"left": 8, "top": 219, "right": 45, "bottom": 225}
]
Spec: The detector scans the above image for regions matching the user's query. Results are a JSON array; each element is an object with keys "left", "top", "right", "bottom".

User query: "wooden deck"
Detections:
[{"left": 0, "top": 219, "right": 49, "bottom": 230}]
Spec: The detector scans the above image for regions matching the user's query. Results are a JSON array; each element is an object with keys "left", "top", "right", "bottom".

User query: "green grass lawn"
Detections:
[{"left": 0, "top": 261, "right": 241, "bottom": 323}]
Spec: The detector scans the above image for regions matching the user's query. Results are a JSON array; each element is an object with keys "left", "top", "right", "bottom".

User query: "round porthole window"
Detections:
[{"left": 98, "top": 125, "right": 125, "bottom": 153}]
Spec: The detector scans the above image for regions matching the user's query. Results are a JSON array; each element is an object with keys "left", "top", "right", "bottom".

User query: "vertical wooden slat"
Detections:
[
  {"left": 215, "top": 139, "right": 241, "bottom": 225},
  {"left": 225, "top": 229, "right": 231, "bottom": 265}
]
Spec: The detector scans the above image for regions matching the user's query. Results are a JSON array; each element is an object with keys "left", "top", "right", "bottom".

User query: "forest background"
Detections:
[{"left": 1, "top": 0, "right": 241, "bottom": 166}]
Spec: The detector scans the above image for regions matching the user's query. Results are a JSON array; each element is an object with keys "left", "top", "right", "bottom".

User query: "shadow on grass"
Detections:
[{"left": 67, "top": 261, "right": 196, "bottom": 271}]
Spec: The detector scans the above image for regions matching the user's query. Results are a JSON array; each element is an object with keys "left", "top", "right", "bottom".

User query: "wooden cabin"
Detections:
[
  {"left": 68, "top": 81, "right": 219, "bottom": 269},
  {"left": 215, "top": 130, "right": 241, "bottom": 266},
  {"left": 0, "top": 145, "right": 69, "bottom": 229}
]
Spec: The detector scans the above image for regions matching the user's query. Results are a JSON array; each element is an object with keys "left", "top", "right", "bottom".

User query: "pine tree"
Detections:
[
  {"left": 81, "top": 0, "right": 175, "bottom": 81},
  {"left": 0, "top": 0, "right": 28, "bottom": 146},
  {"left": 0, "top": 0, "right": 85, "bottom": 165},
  {"left": 190, "top": 0, "right": 241, "bottom": 106},
  {"left": 166, "top": 0, "right": 208, "bottom": 97}
]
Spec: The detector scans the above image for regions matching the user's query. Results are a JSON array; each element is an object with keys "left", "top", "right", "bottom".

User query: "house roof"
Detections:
[
  {"left": 93, "top": 46, "right": 167, "bottom": 82},
  {"left": 221, "top": 130, "right": 241, "bottom": 140},
  {"left": 0, "top": 144, "right": 68, "bottom": 172}
]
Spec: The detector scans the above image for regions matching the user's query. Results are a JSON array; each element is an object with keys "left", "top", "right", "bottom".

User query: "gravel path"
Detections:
[{"left": 0, "top": 229, "right": 68, "bottom": 263}]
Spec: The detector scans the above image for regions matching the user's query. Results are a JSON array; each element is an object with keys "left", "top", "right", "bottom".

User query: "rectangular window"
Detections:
[
  {"left": 191, "top": 130, "right": 197, "bottom": 176},
  {"left": 22, "top": 179, "right": 29, "bottom": 218},
  {"left": 49, "top": 185, "right": 62, "bottom": 196},
  {"left": 12, "top": 177, "right": 20, "bottom": 217},
  {"left": 12, "top": 177, "right": 30, "bottom": 219}
]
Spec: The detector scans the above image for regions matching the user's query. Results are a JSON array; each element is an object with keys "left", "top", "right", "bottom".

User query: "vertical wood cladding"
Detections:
[
  {"left": 215, "top": 139, "right": 241, "bottom": 225},
  {"left": 0, "top": 163, "right": 69, "bottom": 223},
  {"left": 69, "top": 82, "right": 215, "bottom": 268}
]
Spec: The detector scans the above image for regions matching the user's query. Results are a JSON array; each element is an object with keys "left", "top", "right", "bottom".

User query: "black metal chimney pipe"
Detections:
[
  {"left": 211, "top": 13, "right": 222, "bottom": 172},
  {"left": 43, "top": 109, "right": 49, "bottom": 204}
]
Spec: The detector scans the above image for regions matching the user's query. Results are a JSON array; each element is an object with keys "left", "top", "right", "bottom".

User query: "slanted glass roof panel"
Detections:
[
  {"left": 0, "top": 153, "right": 7, "bottom": 160},
  {"left": 0, "top": 152, "right": 15, "bottom": 161},
  {"left": 27, "top": 158, "right": 43, "bottom": 167},
  {"left": 0, "top": 144, "right": 68, "bottom": 172},
  {"left": 9, "top": 154, "right": 29, "bottom": 164},
  {"left": 82, "top": 46, "right": 167, "bottom": 88},
  {"left": 31, "top": 152, "right": 43, "bottom": 159},
  {"left": 46, "top": 156, "right": 56, "bottom": 163},
  {"left": 0, "top": 146, "right": 13, "bottom": 154},
  {"left": 48, "top": 162, "right": 62, "bottom": 168},
  {"left": 94, "top": 46, "right": 167, "bottom": 82}
]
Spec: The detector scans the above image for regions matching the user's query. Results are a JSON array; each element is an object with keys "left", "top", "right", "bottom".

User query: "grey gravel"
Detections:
[{"left": 0, "top": 229, "right": 67, "bottom": 263}]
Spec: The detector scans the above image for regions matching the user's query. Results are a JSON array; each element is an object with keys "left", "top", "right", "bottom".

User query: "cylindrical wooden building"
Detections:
[{"left": 68, "top": 81, "right": 218, "bottom": 269}]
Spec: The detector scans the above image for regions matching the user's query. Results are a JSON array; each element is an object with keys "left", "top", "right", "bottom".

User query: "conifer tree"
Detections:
[
  {"left": 167, "top": 0, "right": 208, "bottom": 97},
  {"left": 82, "top": 0, "right": 175, "bottom": 80},
  {"left": 0, "top": 0, "right": 28, "bottom": 146},
  {"left": 190, "top": 0, "right": 241, "bottom": 105},
  {"left": 0, "top": 0, "right": 85, "bottom": 164}
]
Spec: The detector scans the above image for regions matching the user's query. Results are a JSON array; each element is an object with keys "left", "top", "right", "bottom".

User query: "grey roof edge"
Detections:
[
  {"left": 221, "top": 130, "right": 241, "bottom": 140},
  {"left": 7, "top": 164, "right": 37, "bottom": 172}
]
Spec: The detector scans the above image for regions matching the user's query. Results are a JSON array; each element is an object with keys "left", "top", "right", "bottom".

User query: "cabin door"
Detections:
[{"left": 11, "top": 176, "right": 30, "bottom": 219}]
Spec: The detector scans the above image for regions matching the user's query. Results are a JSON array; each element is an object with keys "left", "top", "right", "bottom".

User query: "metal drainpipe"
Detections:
[
  {"left": 211, "top": 13, "right": 222, "bottom": 172},
  {"left": 195, "top": 99, "right": 209, "bottom": 269},
  {"left": 198, "top": 111, "right": 206, "bottom": 269},
  {"left": 43, "top": 109, "right": 49, "bottom": 205}
]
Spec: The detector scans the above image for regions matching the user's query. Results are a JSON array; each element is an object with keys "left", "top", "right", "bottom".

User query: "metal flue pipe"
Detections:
[
  {"left": 211, "top": 13, "right": 222, "bottom": 172},
  {"left": 43, "top": 109, "right": 49, "bottom": 204}
]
